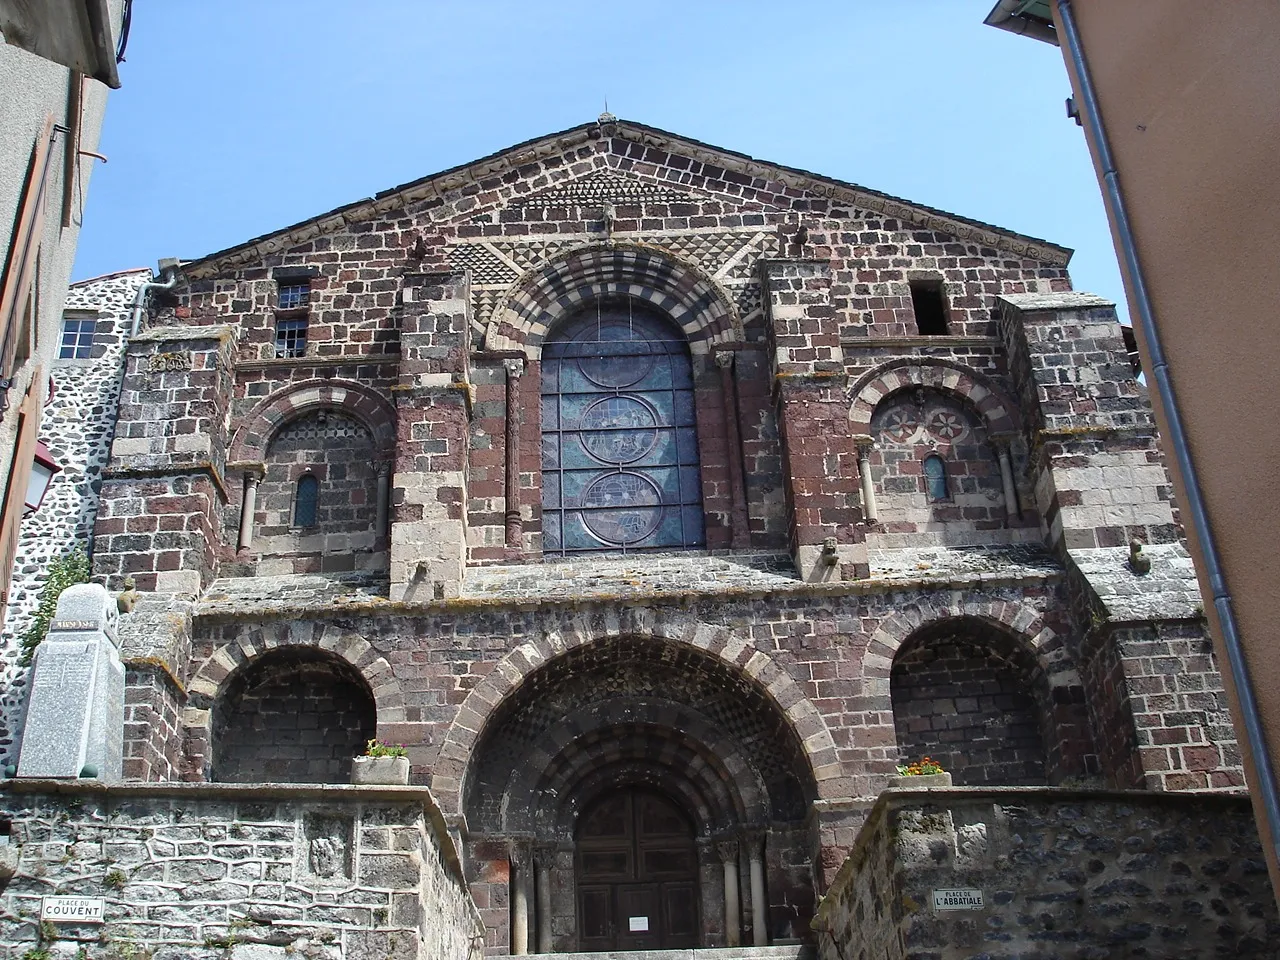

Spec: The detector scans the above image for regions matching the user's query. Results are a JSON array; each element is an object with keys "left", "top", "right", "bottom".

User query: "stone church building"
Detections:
[{"left": 5, "top": 118, "right": 1258, "bottom": 956}]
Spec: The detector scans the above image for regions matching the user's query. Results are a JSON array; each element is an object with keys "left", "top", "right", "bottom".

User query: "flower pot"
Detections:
[
  {"left": 351, "top": 755, "right": 410, "bottom": 785},
  {"left": 887, "top": 772, "right": 952, "bottom": 789}
]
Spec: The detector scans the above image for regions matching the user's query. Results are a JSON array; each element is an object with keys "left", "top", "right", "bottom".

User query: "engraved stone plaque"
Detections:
[{"left": 16, "top": 585, "right": 124, "bottom": 781}]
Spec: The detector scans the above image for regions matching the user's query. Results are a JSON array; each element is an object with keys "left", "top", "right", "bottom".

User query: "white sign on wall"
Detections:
[
  {"left": 932, "top": 888, "right": 984, "bottom": 911},
  {"left": 41, "top": 897, "right": 105, "bottom": 922},
  {"left": 628, "top": 916, "right": 649, "bottom": 932}
]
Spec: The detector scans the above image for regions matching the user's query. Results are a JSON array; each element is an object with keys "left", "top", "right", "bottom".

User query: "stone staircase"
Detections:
[{"left": 552, "top": 946, "right": 813, "bottom": 960}]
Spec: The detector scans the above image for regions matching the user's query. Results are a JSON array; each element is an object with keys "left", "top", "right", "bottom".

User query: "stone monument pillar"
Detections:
[{"left": 16, "top": 584, "right": 124, "bottom": 781}]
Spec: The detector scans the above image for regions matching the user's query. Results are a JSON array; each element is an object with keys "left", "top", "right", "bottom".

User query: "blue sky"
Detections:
[{"left": 74, "top": 1, "right": 1125, "bottom": 319}]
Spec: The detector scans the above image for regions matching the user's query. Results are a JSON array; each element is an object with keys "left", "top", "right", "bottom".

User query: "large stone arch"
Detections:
[
  {"left": 848, "top": 359, "right": 1021, "bottom": 437},
  {"left": 185, "top": 622, "right": 407, "bottom": 779},
  {"left": 228, "top": 378, "right": 397, "bottom": 465},
  {"left": 431, "top": 608, "right": 842, "bottom": 819},
  {"left": 861, "top": 594, "right": 1076, "bottom": 695},
  {"left": 862, "top": 595, "right": 1096, "bottom": 784},
  {"left": 483, "top": 241, "right": 742, "bottom": 356}
]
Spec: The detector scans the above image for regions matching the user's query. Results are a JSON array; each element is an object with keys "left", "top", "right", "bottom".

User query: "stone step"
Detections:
[{"left": 551, "top": 946, "right": 813, "bottom": 960}]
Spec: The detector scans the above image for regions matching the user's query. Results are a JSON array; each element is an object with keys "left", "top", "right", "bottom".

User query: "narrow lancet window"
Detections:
[
  {"left": 293, "top": 473, "right": 319, "bottom": 527},
  {"left": 923, "top": 454, "right": 949, "bottom": 502}
]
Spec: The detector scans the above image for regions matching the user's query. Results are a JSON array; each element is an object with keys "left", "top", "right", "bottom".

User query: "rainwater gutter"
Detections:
[
  {"left": 128, "top": 261, "right": 181, "bottom": 337},
  {"left": 1056, "top": 0, "right": 1280, "bottom": 870}
]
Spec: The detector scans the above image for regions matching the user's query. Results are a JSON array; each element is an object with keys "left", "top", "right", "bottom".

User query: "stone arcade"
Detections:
[{"left": 1, "top": 119, "right": 1274, "bottom": 959}]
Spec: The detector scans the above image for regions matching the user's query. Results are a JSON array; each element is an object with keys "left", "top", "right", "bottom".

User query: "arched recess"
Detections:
[
  {"left": 484, "top": 242, "right": 742, "bottom": 356},
  {"left": 228, "top": 378, "right": 397, "bottom": 465},
  {"left": 864, "top": 599, "right": 1096, "bottom": 784},
  {"left": 430, "top": 609, "right": 841, "bottom": 818},
  {"left": 210, "top": 646, "right": 375, "bottom": 784},
  {"left": 848, "top": 359, "right": 1021, "bottom": 438},
  {"left": 185, "top": 622, "right": 407, "bottom": 781}
]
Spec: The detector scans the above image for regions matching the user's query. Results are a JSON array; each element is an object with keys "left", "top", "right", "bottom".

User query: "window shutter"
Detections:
[
  {"left": 0, "top": 115, "right": 57, "bottom": 381},
  {"left": 0, "top": 369, "right": 45, "bottom": 632}
]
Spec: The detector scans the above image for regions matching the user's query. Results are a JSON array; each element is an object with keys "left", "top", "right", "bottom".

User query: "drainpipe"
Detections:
[
  {"left": 129, "top": 259, "right": 181, "bottom": 337},
  {"left": 1056, "top": 0, "right": 1280, "bottom": 871}
]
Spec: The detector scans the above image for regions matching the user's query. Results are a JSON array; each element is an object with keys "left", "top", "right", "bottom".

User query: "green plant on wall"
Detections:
[{"left": 20, "top": 545, "right": 90, "bottom": 665}]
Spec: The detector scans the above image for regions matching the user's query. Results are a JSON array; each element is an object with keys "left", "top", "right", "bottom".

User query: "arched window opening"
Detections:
[
  {"left": 923, "top": 454, "right": 948, "bottom": 501},
  {"left": 293, "top": 473, "right": 318, "bottom": 527},
  {"left": 540, "top": 300, "right": 705, "bottom": 555}
]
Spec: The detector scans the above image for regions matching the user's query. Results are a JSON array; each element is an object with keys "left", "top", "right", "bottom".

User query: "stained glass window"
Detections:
[
  {"left": 923, "top": 454, "right": 949, "bottom": 502},
  {"left": 540, "top": 302, "right": 705, "bottom": 555},
  {"left": 293, "top": 474, "right": 319, "bottom": 527}
]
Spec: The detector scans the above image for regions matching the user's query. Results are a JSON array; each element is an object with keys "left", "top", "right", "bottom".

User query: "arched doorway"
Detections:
[
  {"left": 210, "top": 647, "right": 376, "bottom": 783},
  {"left": 460, "top": 636, "right": 818, "bottom": 952},
  {"left": 576, "top": 788, "right": 699, "bottom": 951}
]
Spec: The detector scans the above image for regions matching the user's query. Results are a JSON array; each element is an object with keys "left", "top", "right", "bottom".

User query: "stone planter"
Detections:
[
  {"left": 351, "top": 755, "right": 410, "bottom": 785},
  {"left": 887, "top": 772, "right": 952, "bottom": 789}
]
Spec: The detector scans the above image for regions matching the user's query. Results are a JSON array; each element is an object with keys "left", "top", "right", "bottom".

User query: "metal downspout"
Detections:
[
  {"left": 128, "top": 268, "right": 180, "bottom": 337},
  {"left": 1056, "top": 0, "right": 1280, "bottom": 868}
]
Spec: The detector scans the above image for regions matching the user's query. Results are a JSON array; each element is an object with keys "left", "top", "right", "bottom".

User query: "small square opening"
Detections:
[{"left": 909, "top": 280, "right": 949, "bottom": 336}]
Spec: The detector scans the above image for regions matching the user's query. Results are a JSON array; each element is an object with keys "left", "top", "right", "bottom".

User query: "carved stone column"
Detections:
[
  {"left": 744, "top": 828, "right": 768, "bottom": 946},
  {"left": 504, "top": 357, "right": 525, "bottom": 558},
  {"left": 535, "top": 842, "right": 555, "bottom": 954},
  {"left": 237, "top": 467, "right": 263, "bottom": 552},
  {"left": 715, "top": 350, "right": 751, "bottom": 548},
  {"left": 717, "top": 838, "right": 741, "bottom": 947},
  {"left": 510, "top": 841, "right": 531, "bottom": 955},
  {"left": 993, "top": 437, "right": 1020, "bottom": 521},
  {"left": 855, "top": 438, "right": 878, "bottom": 524}
]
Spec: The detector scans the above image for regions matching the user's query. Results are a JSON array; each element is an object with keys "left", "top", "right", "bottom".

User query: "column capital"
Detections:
[
  {"left": 714, "top": 350, "right": 736, "bottom": 370},
  {"left": 716, "top": 838, "right": 739, "bottom": 864},
  {"left": 503, "top": 357, "right": 526, "bottom": 379},
  {"left": 851, "top": 434, "right": 875, "bottom": 456},
  {"left": 740, "top": 827, "right": 767, "bottom": 859},
  {"left": 508, "top": 839, "right": 533, "bottom": 866}
]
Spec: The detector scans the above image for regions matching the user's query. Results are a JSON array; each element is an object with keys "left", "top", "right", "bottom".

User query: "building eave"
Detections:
[{"left": 180, "top": 119, "right": 1073, "bottom": 280}]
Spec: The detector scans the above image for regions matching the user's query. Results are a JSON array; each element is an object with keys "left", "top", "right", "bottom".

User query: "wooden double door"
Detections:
[{"left": 576, "top": 788, "right": 700, "bottom": 951}]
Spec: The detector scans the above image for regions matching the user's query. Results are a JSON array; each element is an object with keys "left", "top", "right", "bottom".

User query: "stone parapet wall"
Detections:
[
  {"left": 814, "top": 787, "right": 1279, "bottom": 960},
  {"left": 0, "top": 781, "right": 484, "bottom": 960}
]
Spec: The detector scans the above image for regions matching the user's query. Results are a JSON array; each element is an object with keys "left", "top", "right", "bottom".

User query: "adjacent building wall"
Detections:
[
  {"left": 0, "top": 270, "right": 145, "bottom": 768},
  {"left": 1047, "top": 0, "right": 1280, "bottom": 898},
  {"left": 0, "top": 2, "right": 125, "bottom": 624}
]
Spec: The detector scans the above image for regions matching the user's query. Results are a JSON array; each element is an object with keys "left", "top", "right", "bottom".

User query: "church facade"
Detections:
[{"left": 71, "top": 118, "right": 1242, "bottom": 953}]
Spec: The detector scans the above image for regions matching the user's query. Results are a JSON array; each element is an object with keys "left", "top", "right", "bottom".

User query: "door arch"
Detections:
[{"left": 576, "top": 788, "right": 700, "bottom": 951}]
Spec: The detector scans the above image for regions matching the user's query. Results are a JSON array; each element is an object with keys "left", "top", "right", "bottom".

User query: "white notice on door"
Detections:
[{"left": 628, "top": 916, "right": 649, "bottom": 932}]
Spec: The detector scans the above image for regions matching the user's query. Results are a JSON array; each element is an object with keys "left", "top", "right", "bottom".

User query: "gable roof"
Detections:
[{"left": 181, "top": 119, "right": 1072, "bottom": 279}]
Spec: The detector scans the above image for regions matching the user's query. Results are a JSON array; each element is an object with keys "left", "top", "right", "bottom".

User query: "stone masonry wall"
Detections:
[
  {"left": 0, "top": 782, "right": 485, "bottom": 960},
  {"left": 815, "top": 787, "right": 1280, "bottom": 960},
  {"left": 0, "top": 270, "right": 148, "bottom": 769}
]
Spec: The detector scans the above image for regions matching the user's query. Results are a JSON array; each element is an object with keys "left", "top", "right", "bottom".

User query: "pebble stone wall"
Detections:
[
  {"left": 0, "top": 782, "right": 485, "bottom": 960},
  {"left": 0, "top": 270, "right": 148, "bottom": 768}
]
